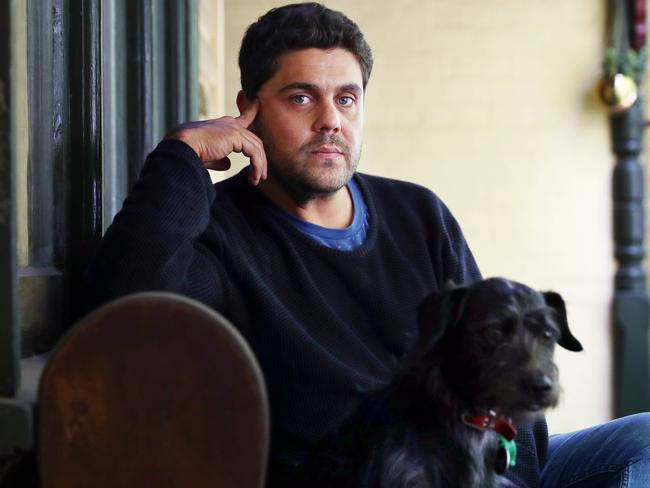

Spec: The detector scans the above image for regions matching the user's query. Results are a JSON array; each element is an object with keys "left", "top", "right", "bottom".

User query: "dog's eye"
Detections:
[
  {"left": 483, "top": 327, "right": 504, "bottom": 344},
  {"left": 541, "top": 327, "right": 558, "bottom": 343}
]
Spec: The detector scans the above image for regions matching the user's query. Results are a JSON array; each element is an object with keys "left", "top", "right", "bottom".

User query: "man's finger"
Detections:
[
  {"left": 244, "top": 147, "right": 267, "bottom": 186},
  {"left": 236, "top": 100, "right": 259, "bottom": 128},
  {"left": 237, "top": 133, "right": 267, "bottom": 186}
]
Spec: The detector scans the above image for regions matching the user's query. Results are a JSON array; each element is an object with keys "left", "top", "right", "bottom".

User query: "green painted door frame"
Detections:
[
  {"left": 0, "top": 0, "right": 33, "bottom": 458},
  {"left": 0, "top": 0, "right": 199, "bottom": 462},
  {"left": 0, "top": 0, "right": 20, "bottom": 400}
]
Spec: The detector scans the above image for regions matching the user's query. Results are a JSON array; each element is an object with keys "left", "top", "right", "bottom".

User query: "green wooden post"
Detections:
[
  {"left": 166, "top": 0, "right": 200, "bottom": 127},
  {"left": 121, "top": 0, "right": 199, "bottom": 191},
  {"left": 68, "top": 0, "right": 104, "bottom": 296},
  {"left": 0, "top": 0, "right": 33, "bottom": 456},
  {"left": 21, "top": 0, "right": 68, "bottom": 356},
  {"left": 103, "top": 0, "right": 199, "bottom": 225},
  {"left": 0, "top": 0, "right": 19, "bottom": 400},
  {"left": 612, "top": 98, "right": 650, "bottom": 416},
  {"left": 605, "top": 0, "right": 650, "bottom": 417}
]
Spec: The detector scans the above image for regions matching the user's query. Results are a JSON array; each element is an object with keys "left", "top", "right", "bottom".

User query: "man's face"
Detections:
[{"left": 251, "top": 48, "right": 365, "bottom": 202}]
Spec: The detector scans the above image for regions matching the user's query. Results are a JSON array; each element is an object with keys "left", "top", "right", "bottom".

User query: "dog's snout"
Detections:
[{"left": 526, "top": 373, "right": 553, "bottom": 397}]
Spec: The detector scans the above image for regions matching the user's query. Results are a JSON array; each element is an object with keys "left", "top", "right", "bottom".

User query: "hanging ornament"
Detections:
[
  {"left": 599, "top": 0, "right": 646, "bottom": 113},
  {"left": 600, "top": 72, "right": 638, "bottom": 113}
]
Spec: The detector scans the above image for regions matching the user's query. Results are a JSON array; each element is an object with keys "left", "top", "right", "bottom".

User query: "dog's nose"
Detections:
[{"left": 527, "top": 374, "right": 553, "bottom": 397}]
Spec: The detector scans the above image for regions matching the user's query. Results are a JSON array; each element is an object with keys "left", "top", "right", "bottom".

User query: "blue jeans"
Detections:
[{"left": 540, "top": 413, "right": 650, "bottom": 487}]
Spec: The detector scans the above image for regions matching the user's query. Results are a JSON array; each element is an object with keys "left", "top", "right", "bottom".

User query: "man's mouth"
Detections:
[
  {"left": 311, "top": 146, "right": 344, "bottom": 155},
  {"left": 302, "top": 137, "right": 349, "bottom": 156}
]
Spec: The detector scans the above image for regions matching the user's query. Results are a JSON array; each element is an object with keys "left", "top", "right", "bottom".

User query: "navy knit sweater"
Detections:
[{"left": 80, "top": 139, "right": 547, "bottom": 487}]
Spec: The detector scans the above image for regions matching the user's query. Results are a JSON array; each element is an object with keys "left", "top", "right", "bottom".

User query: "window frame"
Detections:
[{"left": 0, "top": 0, "right": 199, "bottom": 459}]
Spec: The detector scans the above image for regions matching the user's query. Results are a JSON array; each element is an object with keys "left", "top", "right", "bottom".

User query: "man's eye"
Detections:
[
  {"left": 338, "top": 96, "right": 354, "bottom": 106},
  {"left": 292, "top": 95, "right": 309, "bottom": 105}
]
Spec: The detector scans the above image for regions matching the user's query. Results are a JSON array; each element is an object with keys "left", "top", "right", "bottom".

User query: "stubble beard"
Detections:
[{"left": 253, "top": 123, "right": 361, "bottom": 204}]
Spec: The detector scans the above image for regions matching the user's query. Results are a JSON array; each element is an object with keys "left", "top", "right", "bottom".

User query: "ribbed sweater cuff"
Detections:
[{"left": 154, "top": 138, "right": 202, "bottom": 163}]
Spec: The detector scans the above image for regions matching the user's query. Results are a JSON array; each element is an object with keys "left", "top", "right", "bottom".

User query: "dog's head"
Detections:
[{"left": 417, "top": 277, "right": 582, "bottom": 422}]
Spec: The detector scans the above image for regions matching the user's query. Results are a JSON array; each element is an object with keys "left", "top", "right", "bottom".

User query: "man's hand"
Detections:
[{"left": 165, "top": 103, "right": 267, "bottom": 185}]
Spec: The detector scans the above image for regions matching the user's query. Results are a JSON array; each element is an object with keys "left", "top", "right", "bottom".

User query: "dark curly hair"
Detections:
[{"left": 238, "top": 3, "right": 373, "bottom": 99}]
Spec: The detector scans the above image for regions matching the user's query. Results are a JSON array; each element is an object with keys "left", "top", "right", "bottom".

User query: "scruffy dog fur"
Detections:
[{"left": 293, "top": 277, "right": 583, "bottom": 488}]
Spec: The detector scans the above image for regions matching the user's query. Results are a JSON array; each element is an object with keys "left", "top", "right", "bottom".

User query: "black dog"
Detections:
[{"left": 293, "top": 277, "right": 583, "bottom": 488}]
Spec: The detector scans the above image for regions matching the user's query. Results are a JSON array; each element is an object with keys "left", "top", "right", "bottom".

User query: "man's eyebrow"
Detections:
[
  {"left": 339, "top": 83, "right": 363, "bottom": 93},
  {"left": 278, "top": 82, "right": 363, "bottom": 94},
  {"left": 339, "top": 83, "right": 363, "bottom": 95},
  {"left": 278, "top": 82, "right": 318, "bottom": 93}
]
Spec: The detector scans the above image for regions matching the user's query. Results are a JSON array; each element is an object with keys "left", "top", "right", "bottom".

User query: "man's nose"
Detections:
[{"left": 313, "top": 101, "right": 341, "bottom": 133}]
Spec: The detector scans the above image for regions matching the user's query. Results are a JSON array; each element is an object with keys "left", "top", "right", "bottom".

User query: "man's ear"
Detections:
[{"left": 236, "top": 90, "right": 254, "bottom": 115}]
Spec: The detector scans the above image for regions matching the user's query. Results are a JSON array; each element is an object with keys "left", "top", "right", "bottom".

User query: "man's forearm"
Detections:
[{"left": 77, "top": 139, "right": 217, "bottom": 317}]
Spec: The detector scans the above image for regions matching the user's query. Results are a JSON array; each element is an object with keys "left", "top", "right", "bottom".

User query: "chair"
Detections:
[{"left": 38, "top": 292, "right": 269, "bottom": 487}]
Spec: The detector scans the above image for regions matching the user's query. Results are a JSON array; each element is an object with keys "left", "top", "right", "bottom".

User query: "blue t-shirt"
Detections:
[{"left": 270, "top": 178, "right": 369, "bottom": 250}]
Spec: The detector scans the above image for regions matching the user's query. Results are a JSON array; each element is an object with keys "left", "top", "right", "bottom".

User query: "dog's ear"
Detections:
[
  {"left": 542, "top": 291, "right": 583, "bottom": 352},
  {"left": 417, "top": 285, "right": 468, "bottom": 352}
]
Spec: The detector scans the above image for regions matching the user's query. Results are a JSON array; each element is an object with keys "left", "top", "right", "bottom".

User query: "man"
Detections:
[{"left": 82, "top": 3, "right": 650, "bottom": 487}]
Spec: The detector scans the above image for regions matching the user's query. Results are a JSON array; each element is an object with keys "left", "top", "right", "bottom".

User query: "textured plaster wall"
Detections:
[
  {"left": 199, "top": 0, "right": 617, "bottom": 434},
  {"left": 14, "top": 1, "right": 28, "bottom": 267}
]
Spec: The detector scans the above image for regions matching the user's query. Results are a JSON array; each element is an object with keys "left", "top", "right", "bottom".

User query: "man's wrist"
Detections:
[{"left": 165, "top": 130, "right": 199, "bottom": 157}]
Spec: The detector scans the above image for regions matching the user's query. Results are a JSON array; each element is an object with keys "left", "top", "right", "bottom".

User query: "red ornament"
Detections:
[{"left": 632, "top": 0, "right": 646, "bottom": 51}]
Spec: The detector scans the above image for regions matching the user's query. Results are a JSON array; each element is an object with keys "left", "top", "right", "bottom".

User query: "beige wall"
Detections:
[
  {"left": 14, "top": 0, "right": 29, "bottom": 267},
  {"left": 199, "top": 0, "right": 616, "bottom": 434}
]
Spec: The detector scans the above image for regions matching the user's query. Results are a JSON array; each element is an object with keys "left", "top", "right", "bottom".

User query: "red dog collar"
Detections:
[{"left": 461, "top": 410, "right": 518, "bottom": 441}]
